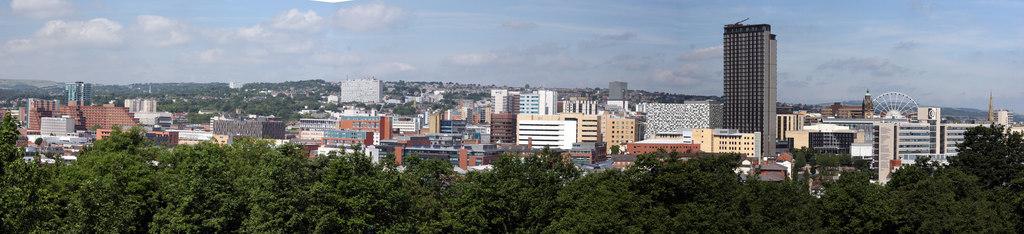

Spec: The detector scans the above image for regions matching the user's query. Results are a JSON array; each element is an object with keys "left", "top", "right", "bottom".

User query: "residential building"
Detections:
[
  {"left": 519, "top": 90, "right": 558, "bottom": 115},
  {"left": 626, "top": 138, "right": 700, "bottom": 156},
  {"left": 723, "top": 22, "right": 777, "bottom": 158},
  {"left": 59, "top": 104, "right": 139, "bottom": 130},
  {"left": 212, "top": 117, "right": 286, "bottom": 139},
  {"left": 635, "top": 101, "right": 723, "bottom": 140},
  {"left": 692, "top": 128, "right": 762, "bottom": 159},
  {"left": 124, "top": 99, "right": 158, "bottom": 113},
  {"left": 65, "top": 82, "right": 93, "bottom": 106},
  {"left": 569, "top": 142, "right": 608, "bottom": 164},
  {"left": 339, "top": 79, "right": 383, "bottom": 103},
  {"left": 40, "top": 117, "right": 75, "bottom": 136},
  {"left": 489, "top": 113, "right": 517, "bottom": 144},
  {"left": 23, "top": 99, "right": 61, "bottom": 132}
]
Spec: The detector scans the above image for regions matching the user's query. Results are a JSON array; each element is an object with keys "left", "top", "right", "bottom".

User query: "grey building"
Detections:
[
  {"left": 339, "top": 79, "right": 383, "bottom": 103},
  {"left": 65, "top": 82, "right": 93, "bottom": 106},
  {"left": 635, "top": 101, "right": 723, "bottom": 140},
  {"left": 723, "top": 22, "right": 777, "bottom": 158},
  {"left": 608, "top": 81, "right": 627, "bottom": 101},
  {"left": 213, "top": 117, "right": 286, "bottom": 139}
]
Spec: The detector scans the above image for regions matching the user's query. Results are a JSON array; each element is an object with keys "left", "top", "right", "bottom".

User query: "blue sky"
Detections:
[{"left": 0, "top": 0, "right": 1022, "bottom": 111}]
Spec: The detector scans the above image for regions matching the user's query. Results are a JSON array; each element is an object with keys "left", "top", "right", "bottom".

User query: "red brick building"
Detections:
[
  {"left": 61, "top": 104, "right": 139, "bottom": 130},
  {"left": 23, "top": 99, "right": 61, "bottom": 132},
  {"left": 339, "top": 116, "right": 392, "bottom": 141},
  {"left": 489, "top": 113, "right": 517, "bottom": 145},
  {"left": 627, "top": 139, "right": 700, "bottom": 156}
]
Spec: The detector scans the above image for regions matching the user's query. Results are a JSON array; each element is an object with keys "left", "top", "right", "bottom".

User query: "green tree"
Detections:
[{"left": 610, "top": 145, "right": 621, "bottom": 154}]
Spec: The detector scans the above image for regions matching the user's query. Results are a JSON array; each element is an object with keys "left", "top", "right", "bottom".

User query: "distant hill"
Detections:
[{"left": 0, "top": 79, "right": 60, "bottom": 89}]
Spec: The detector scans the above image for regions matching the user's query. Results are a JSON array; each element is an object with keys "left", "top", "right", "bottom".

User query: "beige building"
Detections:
[
  {"left": 776, "top": 113, "right": 806, "bottom": 140},
  {"left": 600, "top": 114, "right": 638, "bottom": 152},
  {"left": 691, "top": 128, "right": 761, "bottom": 159},
  {"left": 517, "top": 113, "right": 601, "bottom": 143}
]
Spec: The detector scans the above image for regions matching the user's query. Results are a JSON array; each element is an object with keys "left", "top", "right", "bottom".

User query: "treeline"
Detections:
[{"left": 2, "top": 114, "right": 1024, "bottom": 232}]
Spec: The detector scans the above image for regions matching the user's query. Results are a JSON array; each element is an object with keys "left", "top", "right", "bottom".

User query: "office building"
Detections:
[
  {"left": 607, "top": 81, "right": 628, "bottom": 110},
  {"left": 59, "top": 104, "right": 139, "bottom": 130},
  {"left": 822, "top": 102, "right": 868, "bottom": 119},
  {"left": 124, "top": 99, "right": 158, "bottom": 113},
  {"left": 569, "top": 142, "right": 608, "bottom": 165},
  {"left": 490, "top": 89, "right": 521, "bottom": 114},
  {"left": 786, "top": 124, "right": 858, "bottom": 155},
  {"left": 134, "top": 112, "right": 173, "bottom": 129},
  {"left": 776, "top": 113, "right": 806, "bottom": 140},
  {"left": 321, "top": 130, "right": 374, "bottom": 148},
  {"left": 723, "top": 22, "right": 777, "bottom": 158},
  {"left": 166, "top": 129, "right": 213, "bottom": 145},
  {"left": 439, "top": 120, "right": 467, "bottom": 134},
  {"left": 298, "top": 118, "right": 340, "bottom": 131},
  {"left": 874, "top": 107, "right": 985, "bottom": 183},
  {"left": 489, "top": 113, "right": 517, "bottom": 144},
  {"left": 394, "top": 144, "right": 503, "bottom": 170},
  {"left": 65, "top": 82, "right": 93, "bottom": 106},
  {"left": 692, "top": 128, "right": 762, "bottom": 159},
  {"left": 339, "top": 116, "right": 392, "bottom": 144},
  {"left": 40, "top": 117, "right": 75, "bottom": 136},
  {"left": 392, "top": 116, "right": 422, "bottom": 134},
  {"left": 600, "top": 114, "right": 639, "bottom": 152},
  {"left": 516, "top": 113, "right": 600, "bottom": 149},
  {"left": 519, "top": 90, "right": 558, "bottom": 115},
  {"left": 561, "top": 97, "right": 600, "bottom": 115},
  {"left": 339, "top": 79, "right": 383, "bottom": 103},
  {"left": 635, "top": 101, "right": 723, "bottom": 140},
  {"left": 212, "top": 117, "right": 286, "bottom": 139}
]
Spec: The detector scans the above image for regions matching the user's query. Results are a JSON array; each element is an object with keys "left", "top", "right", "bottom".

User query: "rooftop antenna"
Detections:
[{"left": 732, "top": 18, "right": 750, "bottom": 26}]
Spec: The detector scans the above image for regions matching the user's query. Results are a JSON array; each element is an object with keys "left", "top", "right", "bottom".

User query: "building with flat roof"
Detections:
[
  {"left": 60, "top": 104, "right": 139, "bottom": 130},
  {"left": 635, "top": 101, "right": 723, "bottom": 140},
  {"left": 516, "top": 113, "right": 601, "bottom": 149},
  {"left": 40, "top": 117, "right": 75, "bottom": 136},
  {"left": 212, "top": 117, "right": 285, "bottom": 139},
  {"left": 600, "top": 114, "right": 639, "bottom": 152},
  {"left": 722, "top": 23, "right": 777, "bottom": 159},
  {"left": 338, "top": 115, "right": 392, "bottom": 144},
  {"left": 65, "top": 82, "right": 93, "bottom": 106},
  {"left": 124, "top": 99, "right": 158, "bottom": 113},
  {"left": 339, "top": 79, "right": 383, "bottom": 103},
  {"left": 692, "top": 128, "right": 762, "bottom": 160},
  {"left": 569, "top": 142, "right": 608, "bottom": 165},
  {"left": 519, "top": 90, "right": 558, "bottom": 115},
  {"left": 787, "top": 124, "right": 858, "bottom": 155},
  {"left": 489, "top": 113, "right": 517, "bottom": 144},
  {"left": 561, "top": 97, "right": 599, "bottom": 115},
  {"left": 626, "top": 138, "right": 700, "bottom": 156}
]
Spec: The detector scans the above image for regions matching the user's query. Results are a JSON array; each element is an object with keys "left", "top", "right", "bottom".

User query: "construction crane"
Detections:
[{"left": 731, "top": 18, "right": 750, "bottom": 26}]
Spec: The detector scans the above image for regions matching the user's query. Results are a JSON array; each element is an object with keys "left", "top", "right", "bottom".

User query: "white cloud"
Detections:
[
  {"left": 5, "top": 18, "right": 123, "bottom": 52},
  {"left": 679, "top": 46, "right": 722, "bottom": 61},
  {"left": 334, "top": 3, "right": 405, "bottom": 31},
  {"left": 10, "top": 0, "right": 73, "bottom": 19},
  {"left": 136, "top": 15, "right": 190, "bottom": 47},
  {"left": 370, "top": 62, "right": 416, "bottom": 74},
  {"left": 312, "top": 52, "right": 362, "bottom": 66},
  {"left": 197, "top": 48, "right": 224, "bottom": 63},
  {"left": 271, "top": 9, "right": 323, "bottom": 32},
  {"left": 446, "top": 52, "right": 498, "bottom": 66}
]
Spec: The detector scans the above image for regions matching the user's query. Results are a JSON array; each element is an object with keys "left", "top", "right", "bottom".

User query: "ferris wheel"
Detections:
[{"left": 873, "top": 92, "right": 918, "bottom": 119}]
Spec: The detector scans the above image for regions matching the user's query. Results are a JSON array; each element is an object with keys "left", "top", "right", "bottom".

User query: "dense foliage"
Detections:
[{"left": 2, "top": 115, "right": 1024, "bottom": 232}]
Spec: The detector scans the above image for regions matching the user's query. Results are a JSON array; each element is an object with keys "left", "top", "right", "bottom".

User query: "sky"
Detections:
[{"left": 0, "top": 0, "right": 1022, "bottom": 110}]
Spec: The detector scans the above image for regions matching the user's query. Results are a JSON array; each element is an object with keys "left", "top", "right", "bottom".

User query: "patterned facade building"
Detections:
[
  {"left": 339, "top": 79, "right": 383, "bottom": 103},
  {"left": 212, "top": 117, "right": 286, "bottom": 139},
  {"left": 60, "top": 104, "right": 139, "bottom": 130},
  {"left": 635, "top": 101, "right": 723, "bottom": 140}
]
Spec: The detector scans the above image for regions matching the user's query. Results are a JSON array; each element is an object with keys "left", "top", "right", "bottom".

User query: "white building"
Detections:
[
  {"left": 519, "top": 90, "right": 558, "bottom": 115},
  {"left": 635, "top": 101, "right": 724, "bottom": 140},
  {"left": 996, "top": 109, "right": 1013, "bottom": 126},
  {"left": 166, "top": 129, "right": 214, "bottom": 145},
  {"left": 392, "top": 116, "right": 422, "bottom": 134},
  {"left": 339, "top": 79, "right": 383, "bottom": 103},
  {"left": 874, "top": 107, "right": 985, "bottom": 184},
  {"left": 124, "top": 99, "right": 158, "bottom": 113},
  {"left": 40, "top": 117, "right": 74, "bottom": 136},
  {"left": 560, "top": 98, "right": 600, "bottom": 115},
  {"left": 517, "top": 119, "right": 577, "bottom": 150},
  {"left": 135, "top": 112, "right": 173, "bottom": 129},
  {"left": 490, "top": 89, "right": 520, "bottom": 114}
]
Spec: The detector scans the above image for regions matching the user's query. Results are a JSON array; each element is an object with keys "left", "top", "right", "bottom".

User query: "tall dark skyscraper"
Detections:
[
  {"left": 65, "top": 81, "right": 93, "bottom": 106},
  {"left": 722, "top": 22, "right": 777, "bottom": 159}
]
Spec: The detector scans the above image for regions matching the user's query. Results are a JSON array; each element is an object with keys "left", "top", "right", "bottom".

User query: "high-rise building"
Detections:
[
  {"left": 634, "top": 101, "right": 724, "bottom": 140},
  {"left": 65, "top": 82, "right": 93, "bottom": 106},
  {"left": 600, "top": 114, "right": 639, "bottom": 152},
  {"left": 519, "top": 90, "right": 558, "bottom": 115},
  {"left": 23, "top": 99, "right": 61, "bottom": 132},
  {"left": 996, "top": 110, "right": 1013, "bottom": 126},
  {"left": 339, "top": 79, "right": 383, "bottom": 103},
  {"left": 490, "top": 89, "right": 521, "bottom": 114},
  {"left": 723, "top": 22, "right": 777, "bottom": 158},
  {"left": 489, "top": 113, "right": 517, "bottom": 144},
  {"left": 124, "top": 99, "right": 158, "bottom": 113},
  {"left": 607, "top": 81, "right": 629, "bottom": 110}
]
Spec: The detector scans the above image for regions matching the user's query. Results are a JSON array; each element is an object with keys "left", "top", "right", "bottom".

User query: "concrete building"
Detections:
[
  {"left": 519, "top": 90, "right": 558, "bottom": 115},
  {"left": 394, "top": 144, "right": 504, "bottom": 170},
  {"left": 40, "top": 117, "right": 75, "bottom": 136},
  {"left": 166, "top": 130, "right": 213, "bottom": 145},
  {"left": 607, "top": 81, "right": 628, "bottom": 110},
  {"left": 787, "top": 124, "right": 858, "bottom": 155},
  {"left": 339, "top": 79, "right": 383, "bottom": 103},
  {"left": 635, "top": 101, "right": 723, "bottom": 140},
  {"left": 134, "top": 112, "right": 173, "bottom": 129},
  {"left": 874, "top": 107, "right": 986, "bottom": 183},
  {"left": 298, "top": 118, "right": 340, "bottom": 131},
  {"left": 560, "top": 97, "right": 600, "bottom": 115},
  {"left": 439, "top": 120, "right": 467, "bottom": 134},
  {"left": 996, "top": 109, "right": 1013, "bottom": 126},
  {"left": 692, "top": 128, "right": 762, "bottom": 159},
  {"left": 821, "top": 103, "right": 868, "bottom": 119},
  {"left": 212, "top": 117, "right": 286, "bottom": 139},
  {"left": 516, "top": 113, "right": 600, "bottom": 150},
  {"left": 600, "top": 114, "right": 639, "bottom": 152},
  {"left": 490, "top": 89, "right": 521, "bottom": 114},
  {"left": 392, "top": 116, "right": 422, "bottom": 134},
  {"left": 321, "top": 130, "right": 374, "bottom": 148},
  {"left": 65, "top": 82, "right": 93, "bottom": 106},
  {"left": 338, "top": 116, "right": 392, "bottom": 144},
  {"left": 776, "top": 113, "right": 806, "bottom": 140},
  {"left": 124, "top": 99, "right": 158, "bottom": 113},
  {"left": 723, "top": 23, "right": 777, "bottom": 158}
]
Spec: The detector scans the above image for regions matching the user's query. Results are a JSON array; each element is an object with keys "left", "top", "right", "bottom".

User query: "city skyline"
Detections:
[{"left": 0, "top": 0, "right": 1021, "bottom": 111}]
